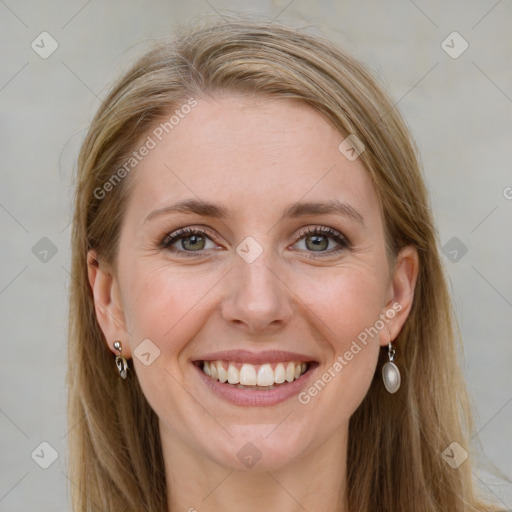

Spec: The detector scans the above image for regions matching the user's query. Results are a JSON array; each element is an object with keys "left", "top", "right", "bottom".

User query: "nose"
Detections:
[{"left": 221, "top": 251, "right": 295, "bottom": 335}]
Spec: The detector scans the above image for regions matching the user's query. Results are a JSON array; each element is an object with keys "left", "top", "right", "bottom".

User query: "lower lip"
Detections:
[{"left": 194, "top": 363, "right": 316, "bottom": 407}]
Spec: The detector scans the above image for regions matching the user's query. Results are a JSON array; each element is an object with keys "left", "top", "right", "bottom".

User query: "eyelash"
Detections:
[{"left": 160, "top": 225, "right": 350, "bottom": 258}]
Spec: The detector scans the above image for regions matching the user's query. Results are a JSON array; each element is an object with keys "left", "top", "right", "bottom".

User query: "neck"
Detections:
[{"left": 161, "top": 423, "right": 349, "bottom": 512}]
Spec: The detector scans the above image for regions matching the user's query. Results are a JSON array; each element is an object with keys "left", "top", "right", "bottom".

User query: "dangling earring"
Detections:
[
  {"left": 382, "top": 338, "right": 401, "bottom": 394},
  {"left": 113, "top": 341, "right": 128, "bottom": 379}
]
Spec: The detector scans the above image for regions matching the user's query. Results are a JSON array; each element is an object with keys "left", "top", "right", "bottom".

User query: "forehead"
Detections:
[{"left": 125, "top": 95, "right": 381, "bottom": 225}]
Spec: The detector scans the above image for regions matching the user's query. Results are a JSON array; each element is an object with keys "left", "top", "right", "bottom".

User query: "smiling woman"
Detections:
[{"left": 68, "top": 17, "right": 503, "bottom": 512}]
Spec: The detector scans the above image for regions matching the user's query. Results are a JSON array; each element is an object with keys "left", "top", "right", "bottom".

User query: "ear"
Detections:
[
  {"left": 379, "top": 245, "right": 419, "bottom": 346},
  {"left": 87, "top": 250, "right": 131, "bottom": 358}
]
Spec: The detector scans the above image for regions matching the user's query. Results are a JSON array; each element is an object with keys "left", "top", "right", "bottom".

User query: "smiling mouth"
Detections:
[{"left": 195, "top": 360, "right": 313, "bottom": 390}]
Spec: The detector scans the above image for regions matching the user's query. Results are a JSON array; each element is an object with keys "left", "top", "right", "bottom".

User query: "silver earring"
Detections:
[
  {"left": 113, "top": 341, "right": 128, "bottom": 379},
  {"left": 382, "top": 341, "right": 401, "bottom": 394}
]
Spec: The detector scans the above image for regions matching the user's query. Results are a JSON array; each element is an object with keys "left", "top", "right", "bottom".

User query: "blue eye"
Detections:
[
  {"left": 293, "top": 226, "right": 350, "bottom": 254},
  {"left": 161, "top": 227, "right": 218, "bottom": 256},
  {"left": 160, "top": 225, "right": 350, "bottom": 257}
]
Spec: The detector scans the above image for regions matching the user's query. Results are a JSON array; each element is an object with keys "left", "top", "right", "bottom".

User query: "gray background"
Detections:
[{"left": 0, "top": 1, "right": 511, "bottom": 510}]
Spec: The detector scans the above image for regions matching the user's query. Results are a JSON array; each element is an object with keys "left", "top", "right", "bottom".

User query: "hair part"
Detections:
[{"left": 68, "top": 16, "right": 503, "bottom": 512}]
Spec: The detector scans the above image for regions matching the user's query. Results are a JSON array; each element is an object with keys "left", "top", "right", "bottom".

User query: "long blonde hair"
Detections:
[{"left": 68, "top": 17, "right": 503, "bottom": 511}]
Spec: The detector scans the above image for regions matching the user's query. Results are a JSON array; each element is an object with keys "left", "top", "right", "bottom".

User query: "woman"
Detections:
[{"left": 67, "top": 17, "right": 504, "bottom": 512}]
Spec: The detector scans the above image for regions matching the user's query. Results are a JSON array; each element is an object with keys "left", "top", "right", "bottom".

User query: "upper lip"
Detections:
[{"left": 194, "top": 349, "right": 317, "bottom": 365}]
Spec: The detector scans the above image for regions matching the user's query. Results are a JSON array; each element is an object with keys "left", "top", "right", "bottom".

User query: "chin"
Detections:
[{"left": 200, "top": 425, "right": 311, "bottom": 472}]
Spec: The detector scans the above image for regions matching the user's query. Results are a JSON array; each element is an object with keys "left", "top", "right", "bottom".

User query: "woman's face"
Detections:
[{"left": 89, "top": 94, "right": 417, "bottom": 471}]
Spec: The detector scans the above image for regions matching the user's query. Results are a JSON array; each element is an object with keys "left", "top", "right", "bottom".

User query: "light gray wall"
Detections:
[{"left": 0, "top": 1, "right": 511, "bottom": 510}]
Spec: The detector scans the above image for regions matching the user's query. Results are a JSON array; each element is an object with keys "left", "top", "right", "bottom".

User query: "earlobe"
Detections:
[
  {"left": 380, "top": 245, "right": 419, "bottom": 346},
  {"left": 87, "top": 250, "right": 131, "bottom": 358}
]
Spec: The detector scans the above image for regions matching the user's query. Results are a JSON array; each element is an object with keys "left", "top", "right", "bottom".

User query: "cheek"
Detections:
[
  {"left": 296, "top": 261, "right": 388, "bottom": 348},
  {"left": 117, "top": 261, "right": 221, "bottom": 428},
  {"left": 291, "top": 263, "right": 387, "bottom": 412},
  {"left": 119, "top": 259, "right": 228, "bottom": 359}
]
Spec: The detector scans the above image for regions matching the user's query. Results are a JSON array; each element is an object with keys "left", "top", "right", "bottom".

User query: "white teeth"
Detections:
[
  {"left": 210, "top": 362, "right": 218, "bottom": 380},
  {"left": 285, "top": 362, "right": 295, "bottom": 382},
  {"left": 240, "top": 364, "right": 257, "bottom": 385},
  {"left": 274, "top": 363, "right": 286, "bottom": 383},
  {"left": 217, "top": 363, "right": 228, "bottom": 383},
  {"left": 227, "top": 363, "right": 240, "bottom": 384},
  {"left": 201, "top": 360, "right": 308, "bottom": 386},
  {"left": 257, "top": 364, "right": 274, "bottom": 386}
]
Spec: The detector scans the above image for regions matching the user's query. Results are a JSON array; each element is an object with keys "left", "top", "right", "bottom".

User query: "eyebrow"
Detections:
[{"left": 144, "top": 198, "right": 364, "bottom": 225}]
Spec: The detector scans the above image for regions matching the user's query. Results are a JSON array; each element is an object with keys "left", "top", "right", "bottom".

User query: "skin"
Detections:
[{"left": 88, "top": 94, "right": 419, "bottom": 512}]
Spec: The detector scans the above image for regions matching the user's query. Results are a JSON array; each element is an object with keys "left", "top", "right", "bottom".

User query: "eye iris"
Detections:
[
  {"left": 306, "top": 234, "right": 328, "bottom": 251},
  {"left": 182, "top": 234, "right": 205, "bottom": 251}
]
